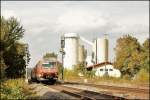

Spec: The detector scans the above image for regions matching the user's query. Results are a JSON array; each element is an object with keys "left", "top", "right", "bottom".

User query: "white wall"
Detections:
[{"left": 94, "top": 65, "right": 121, "bottom": 77}]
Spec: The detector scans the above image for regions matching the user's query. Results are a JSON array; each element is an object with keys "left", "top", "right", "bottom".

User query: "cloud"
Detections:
[
  {"left": 1, "top": 1, "right": 149, "bottom": 68},
  {"left": 1, "top": 10, "right": 18, "bottom": 19},
  {"left": 55, "top": 9, "right": 109, "bottom": 32}
]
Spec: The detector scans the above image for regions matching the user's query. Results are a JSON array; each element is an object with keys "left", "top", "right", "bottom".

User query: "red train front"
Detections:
[{"left": 31, "top": 59, "right": 58, "bottom": 83}]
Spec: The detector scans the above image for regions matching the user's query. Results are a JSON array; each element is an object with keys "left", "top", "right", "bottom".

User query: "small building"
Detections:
[{"left": 86, "top": 62, "right": 121, "bottom": 78}]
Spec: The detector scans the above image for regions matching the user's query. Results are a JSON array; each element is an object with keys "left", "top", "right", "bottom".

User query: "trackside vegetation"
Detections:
[
  {"left": 0, "top": 79, "right": 37, "bottom": 99},
  {"left": 0, "top": 16, "right": 31, "bottom": 99},
  {"left": 114, "top": 35, "right": 149, "bottom": 79}
]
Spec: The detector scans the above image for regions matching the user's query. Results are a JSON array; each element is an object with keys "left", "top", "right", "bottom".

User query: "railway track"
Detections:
[
  {"left": 64, "top": 81, "right": 149, "bottom": 94},
  {"left": 30, "top": 80, "right": 149, "bottom": 99},
  {"left": 49, "top": 85, "right": 126, "bottom": 100}
]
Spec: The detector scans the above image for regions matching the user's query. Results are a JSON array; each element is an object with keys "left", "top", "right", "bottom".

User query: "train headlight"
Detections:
[{"left": 37, "top": 74, "right": 42, "bottom": 78}]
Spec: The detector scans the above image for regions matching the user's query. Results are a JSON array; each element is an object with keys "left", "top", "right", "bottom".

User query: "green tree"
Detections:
[
  {"left": 3, "top": 40, "right": 30, "bottom": 78},
  {"left": 43, "top": 52, "right": 57, "bottom": 59},
  {"left": 0, "top": 56, "right": 6, "bottom": 79},
  {"left": 0, "top": 16, "right": 30, "bottom": 79},
  {"left": 0, "top": 17, "right": 24, "bottom": 52},
  {"left": 114, "top": 35, "right": 141, "bottom": 78}
]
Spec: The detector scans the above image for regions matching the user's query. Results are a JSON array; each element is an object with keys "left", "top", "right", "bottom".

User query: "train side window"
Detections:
[
  {"left": 105, "top": 69, "right": 108, "bottom": 71},
  {"left": 100, "top": 69, "right": 103, "bottom": 71},
  {"left": 109, "top": 69, "right": 113, "bottom": 71}
]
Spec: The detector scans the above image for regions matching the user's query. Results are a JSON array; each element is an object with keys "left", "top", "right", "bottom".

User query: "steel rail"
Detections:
[
  {"left": 64, "top": 81, "right": 149, "bottom": 94},
  {"left": 49, "top": 85, "right": 126, "bottom": 100}
]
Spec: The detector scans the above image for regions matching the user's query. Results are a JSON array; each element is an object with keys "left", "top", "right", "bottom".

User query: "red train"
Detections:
[{"left": 31, "top": 59, "right": 59, "bottom": 83}]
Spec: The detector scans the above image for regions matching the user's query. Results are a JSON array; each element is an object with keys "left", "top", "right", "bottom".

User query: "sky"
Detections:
[{"left": 1, "top": 1, "right": 149, "bottom": 68}]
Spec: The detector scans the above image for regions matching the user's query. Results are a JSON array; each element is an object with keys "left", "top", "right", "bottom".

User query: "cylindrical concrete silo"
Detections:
[
  {"left": 92, "top": 37, "right": 108, "bottom": 63},
  {"left": 64, "top": 33, "right": 79, "bottom": 70},
  {"left": 78, "top": 45, "right": 85, "bottom": 63}
]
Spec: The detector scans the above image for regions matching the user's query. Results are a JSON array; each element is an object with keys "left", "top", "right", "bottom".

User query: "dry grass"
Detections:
[
  {"left": 0, "top": 78, "right": 36, "bottom": 99},
  {"left": 62, "top": 69, "right": 149, "bottom": 87},
  {"left": 132, "top": 69, "right": 149, "bottom": 84}
]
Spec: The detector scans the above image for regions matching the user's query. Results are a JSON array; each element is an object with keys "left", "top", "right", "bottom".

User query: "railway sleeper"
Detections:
[
  {"left": 61, "top": 90, "right": 96, "bottom": 100},
  {"left": 83, "top": 90, "right": 126, "bottom": 99}
]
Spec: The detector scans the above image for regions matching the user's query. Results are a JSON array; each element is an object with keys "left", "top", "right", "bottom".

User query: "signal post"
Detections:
[{"left": 60, "top": 35, "right": 65, "bottom": 82}]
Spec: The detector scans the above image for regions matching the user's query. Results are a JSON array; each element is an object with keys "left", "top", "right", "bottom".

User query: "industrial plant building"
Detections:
[
  {"left": 62, "top": 33, "right": 121, "bottom": 77},
  {"left": 87, "top": 62, "right": 121, "bottom": 77}
]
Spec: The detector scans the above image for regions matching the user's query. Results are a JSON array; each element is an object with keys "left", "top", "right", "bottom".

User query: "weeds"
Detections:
[
  {"left": 0, "top": 78, "right": 35, "bottom": 99},
  {"left": 62, "top": 67, "right": 149, "bottom": 86}
]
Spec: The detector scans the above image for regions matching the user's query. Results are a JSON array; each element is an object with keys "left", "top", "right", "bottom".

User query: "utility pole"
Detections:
[
  {"left": 60, "top": 35, "right": 65, "bottom": 82},
  {"left": 96, "top": 38, "right": 97, "bottom": 64},
  {"left": 25, "top": 44, "right": 29, "bottom": 83},
  {"left": 104, "top": 33, "right": 108, "bottom": 76}
]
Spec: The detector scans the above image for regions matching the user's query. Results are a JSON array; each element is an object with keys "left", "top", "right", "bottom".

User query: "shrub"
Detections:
[
  {"left": 0, "top": 79, "right": 34, "bottom": 99},
  {"left": 133, "top": 69, "right": 149, "bottom": 83}
]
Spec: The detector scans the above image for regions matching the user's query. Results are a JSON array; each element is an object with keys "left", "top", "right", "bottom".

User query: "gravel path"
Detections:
[{"left": 29, "top": 83, "right": 77, "bottom": 99}]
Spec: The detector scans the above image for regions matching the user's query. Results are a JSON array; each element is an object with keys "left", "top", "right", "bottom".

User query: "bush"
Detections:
[
  {"left": 62, "top": 64, "right": 96, "bottom": 81},
  {"left": 133, "top": 69, "right": 149, "bottom": 83},
  {"left": 63, "top": 68, "right": 79, "bottom": 81},
  {"left": 0, "top": 57, "right": 6, "bottom": 80},
  {"left": 61, "top": 64, "right": 149, "bottom": 85},
  {"left": 0, "top": 79, "right": 34, "bottom": 99}
]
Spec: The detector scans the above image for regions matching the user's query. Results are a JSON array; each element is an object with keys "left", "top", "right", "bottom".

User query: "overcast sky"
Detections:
[{"left": 1, "top": 1, "right": 149, "bottom": 68}]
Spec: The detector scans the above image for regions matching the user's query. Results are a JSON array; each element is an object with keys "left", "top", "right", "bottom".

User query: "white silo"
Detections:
[
  {"left": 78, "top": 45, "right": 85, "bottom": 63},
  {"left": 64, "top": 33, "right": 79, "bottom": 70},
  {"left": 92, "top": 37, "right": 108, "bottom": 64}
]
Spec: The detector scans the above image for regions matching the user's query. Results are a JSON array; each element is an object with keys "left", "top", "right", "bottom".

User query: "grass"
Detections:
[
  {"left": 0, "top": 78, "right": 36, "bottom": 99},
  {"left": 62, "top": 68, "right": 149, "bottom": 87},
  {"left": 1, "top": 69, "right": 148, "bottom": 99},
  {"left": 132, "top": 69, "right": 149, "bottom": 84}
]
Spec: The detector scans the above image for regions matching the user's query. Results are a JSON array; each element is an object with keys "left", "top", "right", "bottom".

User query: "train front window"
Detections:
[{"left": 42, "top": 62, "right": 56, "bottom": 68}]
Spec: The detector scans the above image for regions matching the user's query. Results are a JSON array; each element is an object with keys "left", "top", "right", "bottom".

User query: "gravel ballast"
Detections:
[{"left": 29, "top": 83, "right": 77, "bottom": 99}]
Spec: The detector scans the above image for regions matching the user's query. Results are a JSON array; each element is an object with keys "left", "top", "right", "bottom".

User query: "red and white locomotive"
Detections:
[{"left": 31, "top": 58, "right": 59, "bottom": 83}]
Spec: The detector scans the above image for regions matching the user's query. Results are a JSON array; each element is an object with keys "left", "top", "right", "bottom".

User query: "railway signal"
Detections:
[
  {"left": 60, "top": 35, "right": 65, "bottom": 82},
  {"left": 24, "top": 44, "right": 29, "bottom": 83}
]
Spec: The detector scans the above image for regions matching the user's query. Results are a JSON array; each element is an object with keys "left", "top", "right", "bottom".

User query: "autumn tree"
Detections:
[
  {"left": 114, "top": 35, "right": 141, "bottom": 78},
  {"left": 140, "top": 38, "right": 149, "bottom": 72}
]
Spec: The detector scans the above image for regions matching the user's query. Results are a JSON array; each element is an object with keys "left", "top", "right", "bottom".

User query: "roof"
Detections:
[
  {"left": 86, "top": 62, "right": 113, "bottom": 69},
  {"left": 64, "top": 33, "right": 78, "bottom": 38}
]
